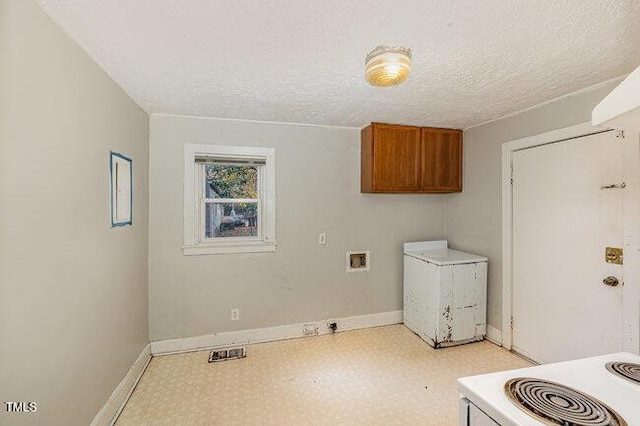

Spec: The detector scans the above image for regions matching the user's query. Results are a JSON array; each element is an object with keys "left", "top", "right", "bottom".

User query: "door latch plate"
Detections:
[{"left": 605, "top": 247, "right": 623, "bottom": 265}]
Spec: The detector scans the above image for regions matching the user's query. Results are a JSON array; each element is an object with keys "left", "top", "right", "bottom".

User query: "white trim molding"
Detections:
[
  {"left": 151, "top": 311, "right": 403, "bottom": 356},
  {"left": 620, "top": 130, "right": 640, "bottom": 353},
  {"left": 90, "top": 344, "right": 151, "bottom": 426},
  {"left": 485, "top": 325, "right": 503, "bottom": 346}
]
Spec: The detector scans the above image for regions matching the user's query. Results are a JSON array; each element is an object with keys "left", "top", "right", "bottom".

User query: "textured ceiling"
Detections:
[{"left": 37, "top": 0, "right": 640, "bottom": 129}]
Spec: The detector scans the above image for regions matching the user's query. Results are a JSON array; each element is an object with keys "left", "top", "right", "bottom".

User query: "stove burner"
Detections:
[
  {"left": 505, "top": 378, "right": 627, "bottom": 426},
  {"left": 606, "top": 362, "right": 640, "bottom": 385}
]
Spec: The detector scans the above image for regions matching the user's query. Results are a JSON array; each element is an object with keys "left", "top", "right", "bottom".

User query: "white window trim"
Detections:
[{"left": 183, "top": 143, "right": 276, "bottom": 255}]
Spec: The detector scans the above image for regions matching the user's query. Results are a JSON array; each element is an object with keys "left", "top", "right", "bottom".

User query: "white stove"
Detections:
[{"left": 458, "top": 352, "right": 640, "bottom": 425}]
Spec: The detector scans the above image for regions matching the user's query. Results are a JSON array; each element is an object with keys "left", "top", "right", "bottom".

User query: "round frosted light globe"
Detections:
[{"left": 365, "top": 46, "right": 412, "bottom": 87}]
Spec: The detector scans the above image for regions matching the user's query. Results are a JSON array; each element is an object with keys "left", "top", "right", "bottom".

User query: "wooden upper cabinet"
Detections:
[
  {"left": 361, "top": 123, "right": 462, "bottom": 193},
  {"left": 362, "top": 123, "right": 422, "bottom": 192},
  {"left": 421, "top": 127, "right": 463, "bottom": 192}
]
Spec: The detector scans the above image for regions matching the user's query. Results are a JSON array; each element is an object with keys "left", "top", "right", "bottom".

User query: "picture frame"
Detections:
[{"left": 110, "top": 151, "right": 132, "bottom": 227}]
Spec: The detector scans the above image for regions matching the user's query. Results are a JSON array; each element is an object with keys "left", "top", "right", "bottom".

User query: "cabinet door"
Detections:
[
  {"left": 373, "top": 124, "right": 421, "bottom": 192},
  {"left": 421, "top": 128, "right": 462, "bottom": 192}
]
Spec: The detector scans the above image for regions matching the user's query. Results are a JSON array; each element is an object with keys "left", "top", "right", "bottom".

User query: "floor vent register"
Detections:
[{"left": 208, "top": 347, "right": 246, "bottom": 363}]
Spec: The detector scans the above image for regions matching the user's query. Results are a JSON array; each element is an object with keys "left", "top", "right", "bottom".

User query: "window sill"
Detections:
[{"left": 183, "top": 241, "right": 277, "bottom": 256}]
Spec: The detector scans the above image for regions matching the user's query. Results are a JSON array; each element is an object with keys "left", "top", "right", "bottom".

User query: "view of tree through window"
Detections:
[
  {"left": 205, "top": 165, "right": 257, "bottom": 198},
  {"left": 204, "top": 164, "right": 259, "bottom": 238}
]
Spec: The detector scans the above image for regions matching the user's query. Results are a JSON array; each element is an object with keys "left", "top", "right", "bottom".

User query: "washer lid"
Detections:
[{"left": 405, "top": 248, "right": 487, "bottom": 265}]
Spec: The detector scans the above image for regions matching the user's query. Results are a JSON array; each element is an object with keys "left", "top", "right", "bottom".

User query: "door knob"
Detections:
[{"left": 602, "top": 276, "right": 620, "bottom": 287}]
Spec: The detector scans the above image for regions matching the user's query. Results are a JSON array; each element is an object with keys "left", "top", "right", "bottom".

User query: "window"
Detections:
[{"left": 184, "top": 144, "right": 276, "bottom": 255}]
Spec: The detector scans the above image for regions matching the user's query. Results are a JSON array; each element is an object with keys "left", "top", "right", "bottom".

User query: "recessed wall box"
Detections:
[{"left": 346, "top": 251, "right": 370, "bottom": 272}]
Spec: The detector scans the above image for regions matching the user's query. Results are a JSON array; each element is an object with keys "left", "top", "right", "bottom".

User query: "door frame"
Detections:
[{"left": 501, "top": 121, "right": 640, "bottom": 355}]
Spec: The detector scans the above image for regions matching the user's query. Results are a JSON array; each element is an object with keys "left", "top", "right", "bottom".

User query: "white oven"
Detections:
[{"left": 459, "top": 398, "right": 499, "bottom": 426}]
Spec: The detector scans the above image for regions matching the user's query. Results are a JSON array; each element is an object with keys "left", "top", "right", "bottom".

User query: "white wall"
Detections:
[
  {"left": 149, "top": 115, "right": 446, "bottom": 341},
  {"left": 0, "top": 1, "right": 149, "bottom": 425},
  {"left": 445, "top": 81, "right": 621, "bottom": 331}
]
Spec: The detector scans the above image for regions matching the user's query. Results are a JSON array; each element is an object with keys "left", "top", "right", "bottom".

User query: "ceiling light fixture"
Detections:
[{"left": 365, "top": 46, "right": 412, "bottom": 87}]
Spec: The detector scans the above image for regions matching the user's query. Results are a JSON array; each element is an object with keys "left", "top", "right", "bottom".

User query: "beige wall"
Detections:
[
  {"left": 445, "top": 81, "right": 620, "bottom": 331},
  {"left": 0, "top": 1, "right": 149, "bottom": 425},
  {"left": 149, "top": 115, "right": 446, "bottom": 341}
]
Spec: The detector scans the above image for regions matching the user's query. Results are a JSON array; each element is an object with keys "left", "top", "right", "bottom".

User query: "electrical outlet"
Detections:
[
  {"left": 230, "top": 308, "right": 240, "bottom": 321},
  {"left": 318, "top": 233, "right": 326, "bottom": 245},
  {"left": 302, "top": 323, "right": 319, "bottom": 336}
]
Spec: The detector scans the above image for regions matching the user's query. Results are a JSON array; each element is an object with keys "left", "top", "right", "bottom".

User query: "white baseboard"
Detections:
[
  {"left": 151, "top": 310, "right": 403, "bottom": 356},
  {"left": 91, "top": 343, "right": 152, "bottom": 426},
  {"left": 486, "top": 325, "right": 503, "bottom": 346}
]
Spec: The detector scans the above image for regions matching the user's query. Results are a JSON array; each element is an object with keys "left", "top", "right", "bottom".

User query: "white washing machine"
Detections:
[{"left": 403, "top": 240, "right": 488, "bottom": 348}]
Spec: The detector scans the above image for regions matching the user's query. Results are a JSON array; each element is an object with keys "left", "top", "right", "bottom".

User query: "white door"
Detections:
[{"left": 512, "top": 130, "right": 624, "bottom": 364}]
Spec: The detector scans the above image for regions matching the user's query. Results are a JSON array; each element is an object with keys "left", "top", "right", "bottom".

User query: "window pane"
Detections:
[
  {"left": 205, "top": 202, "right": 258, "bottom": 238},
  {"left": 205, "top": 165, "right": 258, "bottom": 199}
]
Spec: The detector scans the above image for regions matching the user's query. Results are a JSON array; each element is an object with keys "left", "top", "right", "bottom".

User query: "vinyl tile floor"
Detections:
[{"left": 116, "top": 325, "right": 532, "bottom": 426}]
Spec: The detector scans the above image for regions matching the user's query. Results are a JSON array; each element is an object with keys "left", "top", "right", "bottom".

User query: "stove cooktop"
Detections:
[
  {"left": 458, "top": 352, "right": 640, "bottom": 426},
  {"left": 504, "top": 377, "right": 627, "bottom": 426},
  {"left": 605, "top": 362, "right": 640, "bottom": 386}
]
